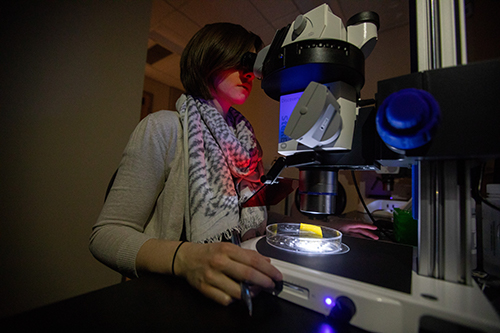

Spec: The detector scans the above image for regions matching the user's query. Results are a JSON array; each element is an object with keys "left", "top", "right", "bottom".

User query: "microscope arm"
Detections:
[{"left": 261, "top": 152, "right": 322, "bottom": 185}]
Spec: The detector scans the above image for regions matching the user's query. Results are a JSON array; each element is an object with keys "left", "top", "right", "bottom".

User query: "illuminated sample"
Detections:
[{"left": 266, "top": 223, "right": 349, "bottom": 254}]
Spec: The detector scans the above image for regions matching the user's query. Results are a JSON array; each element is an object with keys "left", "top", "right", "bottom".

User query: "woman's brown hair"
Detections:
[{"left": 180, "top": 23, "right": 263, "bottom": 100}]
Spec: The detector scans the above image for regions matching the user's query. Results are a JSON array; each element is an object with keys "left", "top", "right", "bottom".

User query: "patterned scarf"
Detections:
[{"left": 177, "top": 95, "right": 266, "bottom": 243}]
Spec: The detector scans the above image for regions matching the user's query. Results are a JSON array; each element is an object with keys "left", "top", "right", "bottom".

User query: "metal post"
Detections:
[
  {"left": 415, "top": 0, "right": 467, "bottom": 71},
  {"left": 417, "top": 159, "right": 473, "bottom": 285}
]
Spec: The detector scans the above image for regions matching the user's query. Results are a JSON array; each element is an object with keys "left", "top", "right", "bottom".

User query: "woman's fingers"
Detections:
[
  {"left": 349, "top": 228, "right": 380, "bottom": 240},
  {"left": 196, "top": 281, "right": 235, "bottom": 306},
  {"left": 187, "top": 267, "right": 241, "bottom": 305},
  {"left": 203, "top": 243, "right": 280, "bottom": 289},
  {"left": 329, "top": 219, "right": 380, "bottom": 240},
  {"left": 224, "top": 247, "right": 282, "bottom": 288},
  {"left": 177, "top": 242, "right": 282, "bottom": 305}
]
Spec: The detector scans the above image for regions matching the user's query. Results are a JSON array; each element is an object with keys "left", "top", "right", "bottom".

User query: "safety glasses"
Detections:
[{"left": 239, "top": 52, "right": 257, "bottom": 74}]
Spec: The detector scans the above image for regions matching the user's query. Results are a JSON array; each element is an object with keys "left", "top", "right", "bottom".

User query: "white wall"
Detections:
[{"left": 0, "top": 1, "right": 152, "bottom": 318}]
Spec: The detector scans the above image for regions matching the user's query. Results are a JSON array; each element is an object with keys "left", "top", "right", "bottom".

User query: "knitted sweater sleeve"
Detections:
[{"left": 89, "top": 111, "right": 181, "bottom": 278}]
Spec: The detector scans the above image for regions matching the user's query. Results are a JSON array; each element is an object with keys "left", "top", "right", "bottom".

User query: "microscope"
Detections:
[
  {"left": 243, "top": 3, "right": 500, "bottom": 332},
  {"left": 254, "top": 4, "right": 380, "bottom": 216}
]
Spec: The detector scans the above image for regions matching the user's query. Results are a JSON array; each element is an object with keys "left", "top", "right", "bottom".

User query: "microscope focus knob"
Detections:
[
  {"left": 293, "top": 14, "right": 307, "bottom": 39},
  {"left": 328, "top": 296, "right": 356, "bottom": 324},
  {"left": 376, "top": 88, "right": 440, "bottom": 150}
]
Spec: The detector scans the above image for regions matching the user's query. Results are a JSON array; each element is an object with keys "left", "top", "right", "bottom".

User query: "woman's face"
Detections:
[
  {"left": 211, "top": 68, "right": 255, "bottom": 110},
  {"left": 210, "top": 48, "right": 257, "bottom": 113}
]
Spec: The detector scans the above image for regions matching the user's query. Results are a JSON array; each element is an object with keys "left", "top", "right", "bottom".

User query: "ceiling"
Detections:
[{"left": 146, "top": 0, "right": 409, "bottom": 90}]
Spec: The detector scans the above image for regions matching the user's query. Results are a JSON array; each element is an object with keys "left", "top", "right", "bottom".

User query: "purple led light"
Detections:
[{"left": 324, "top": 297, "right": 333, "bottom": 306}]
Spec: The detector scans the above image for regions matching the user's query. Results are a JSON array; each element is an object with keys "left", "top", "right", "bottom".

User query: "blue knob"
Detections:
[
  {"left": 328, "top": 296, "right": 356, "bottom": 323},
  {"left": 376, "top": 88, "right": 440, "bottom": 150}
]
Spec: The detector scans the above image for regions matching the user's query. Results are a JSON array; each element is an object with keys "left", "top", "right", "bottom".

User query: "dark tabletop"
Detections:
[{"left": 1, "top": 273, "right": 371, "bottom": 333}]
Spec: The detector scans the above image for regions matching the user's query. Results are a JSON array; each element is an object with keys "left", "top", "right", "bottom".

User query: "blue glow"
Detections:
[
  {"left": 318, "top": 323, "right": 336, "bottom": 333},
  {"left": 279, "top": 92, "right": 302, "bottom": 143},
  {"left": 324, "top": 297, "right": 333, "bottom": 306}
]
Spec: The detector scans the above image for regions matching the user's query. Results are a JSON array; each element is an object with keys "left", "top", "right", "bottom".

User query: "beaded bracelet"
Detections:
[{"left": 171, "top": 241, "right": 186, "bottom": 276}]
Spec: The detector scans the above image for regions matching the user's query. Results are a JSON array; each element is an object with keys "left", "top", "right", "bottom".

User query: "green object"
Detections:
[{"left": 393, "top": 208, "right": 418, "bottom": 246}]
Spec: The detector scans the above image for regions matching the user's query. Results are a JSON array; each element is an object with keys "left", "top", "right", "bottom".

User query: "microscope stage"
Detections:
[{"left": 242, "top": 235, "right": 500, "bottom": 332}]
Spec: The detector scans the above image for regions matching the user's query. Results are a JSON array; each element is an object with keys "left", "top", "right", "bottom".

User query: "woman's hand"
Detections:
[
  {"left": 174, "top": 242, "right": 282, "bottom": 305},
  {"left": 327, "top": 217, "right": 379, "bottom": 240}
]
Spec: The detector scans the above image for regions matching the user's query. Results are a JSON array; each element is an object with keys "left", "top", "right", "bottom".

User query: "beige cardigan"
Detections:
[{"left": 89, "top": 111, "right": 187, "bottom": 278}]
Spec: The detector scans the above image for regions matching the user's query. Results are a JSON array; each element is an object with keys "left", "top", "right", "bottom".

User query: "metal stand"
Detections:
[{"left": 417, "top": 160, "right": 474, "bottom": 285}]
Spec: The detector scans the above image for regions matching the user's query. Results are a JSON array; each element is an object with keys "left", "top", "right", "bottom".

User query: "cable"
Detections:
[
  {"left": 351, "top": 170, "right": 396, "bottom": 241},
  {"left": 483, "top": 199, "right": 500, "bottom": 212},
  {"left": 351, "top": 170, "right": 377, "bottom": 224}
]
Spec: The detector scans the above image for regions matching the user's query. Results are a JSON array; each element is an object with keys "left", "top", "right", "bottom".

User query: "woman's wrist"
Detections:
[
  {"left": 136, "top": 239, "right": 187, "bottom": 276},
  {"left": 171, "top": 241, "right": 187, "bottom": 276}
]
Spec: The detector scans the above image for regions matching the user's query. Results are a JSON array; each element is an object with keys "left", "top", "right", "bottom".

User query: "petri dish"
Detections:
[{"left": 266, "top": 223, "right": 349, "bottom": 255}]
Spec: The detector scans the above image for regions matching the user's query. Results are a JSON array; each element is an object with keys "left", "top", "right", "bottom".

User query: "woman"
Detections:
[
  {"left": 90, "top": 23, "right": 281, "bottom": 306},
  {"left": 90, "top": 22, "right": 378, "bottom": 306}
]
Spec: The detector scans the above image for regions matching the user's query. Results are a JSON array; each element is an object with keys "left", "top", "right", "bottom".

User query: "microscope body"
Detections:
[
  {"left": 255, "top": 4, "right": 379, "bottom": 215},
  {"left": 258, "top": 1, "right": 500, "bottom": 283},
  {"left": 252, "top": 3, "right": 500, "bottom": 331}
]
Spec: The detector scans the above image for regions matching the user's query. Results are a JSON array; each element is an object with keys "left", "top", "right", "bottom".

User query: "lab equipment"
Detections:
[
  {"left": 243, "top": 2, "right": 500, "bottom": 332},
  {"left": 266, "top": 223, "right": 349, "bottom": 255},
  {"left": 483, "top": 184, "right": 500, "bottom": 277}
]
